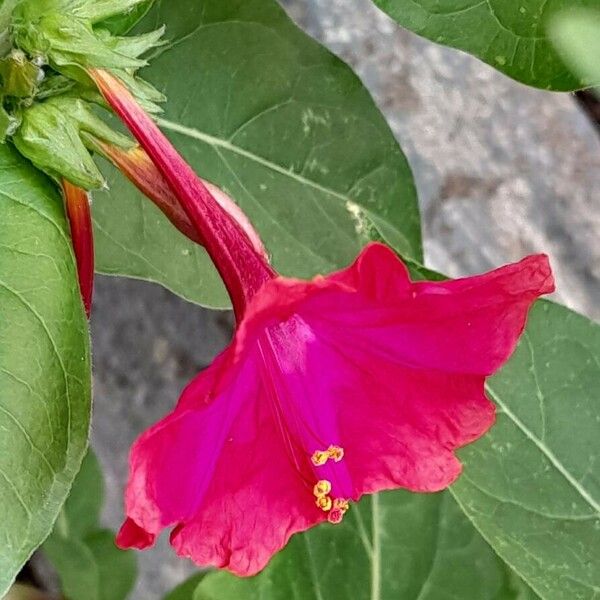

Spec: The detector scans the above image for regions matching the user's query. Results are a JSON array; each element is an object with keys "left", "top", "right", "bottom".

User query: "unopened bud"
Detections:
[
  {"left": 12, "top": 0, "right": 165, "bottom": 110},
  {"left": 62, "top": 179, "right": 94, "bottom": 317},
  {"left": 0, "top": 50, "right": 44, "bottom": 98},
  {"left": 13, "top": 96, "right": 133, "bottom": 189}
]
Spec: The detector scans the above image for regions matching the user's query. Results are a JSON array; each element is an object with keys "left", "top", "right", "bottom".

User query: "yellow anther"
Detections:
[
  {"left": 327, "top": 445, "right": 344, "bottom": 462},
  {"left": 313, "top": 479, "right": 332, "bottom": 497},
  {"left": 311, "top": 445, "right": 344, "bottom": 466},
  {"left": 333, "top": 498, "right": 350, "bottom": 513},
  {"left": 316, "top": 495, "right": 333, "bottom": 511},
  {"left": 311, "top": 450, "right": 329, "bottom": 466}
]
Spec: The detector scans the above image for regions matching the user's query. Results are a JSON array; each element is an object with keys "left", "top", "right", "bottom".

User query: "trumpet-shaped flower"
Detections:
[{"left": 92, "top": 69, "right": 555, "bottom": 576}]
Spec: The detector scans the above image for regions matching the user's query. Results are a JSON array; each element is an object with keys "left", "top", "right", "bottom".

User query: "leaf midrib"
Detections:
[
  {"left": 156, "top": 117, "right": 407, "bottom": 249},
  {"left": 485, "top": 384, "right": 600, "bottom": 515}
]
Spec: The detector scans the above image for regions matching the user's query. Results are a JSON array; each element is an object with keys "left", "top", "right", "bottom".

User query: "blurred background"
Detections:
[{"left": 72, "top": 0, "right": 600, "bottom": 596}]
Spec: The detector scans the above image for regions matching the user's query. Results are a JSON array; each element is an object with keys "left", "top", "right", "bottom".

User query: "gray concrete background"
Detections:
[{"left": 90, "top": 0, "right": 599, "bottom": 597}]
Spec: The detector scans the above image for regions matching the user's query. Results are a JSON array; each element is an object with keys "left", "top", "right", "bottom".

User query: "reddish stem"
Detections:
[{"left": 62, "top": 180, "right": 94, "bottom": 317}]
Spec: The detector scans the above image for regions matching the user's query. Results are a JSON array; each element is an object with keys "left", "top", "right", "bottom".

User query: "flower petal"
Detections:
[
  {"left": 117, "top": 351, "right": 248, "bottom": 543},
  {"left": 320, "top": 338, "right": 494, "bottom": 493},
  {"left": 299, "top": 243, "right": 554, "bottom": 375},
  {"left": 169, "top": 391, "right": 322, "bottom": 576},
  {"left": 119, "top": 344, "right": 324, "bottom": 576},
  {"left": 271, "top": 328, "right": 493, "bottom": 495}
]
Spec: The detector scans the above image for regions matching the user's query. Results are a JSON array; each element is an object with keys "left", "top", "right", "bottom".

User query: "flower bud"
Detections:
[
  {"left": 13, "top": 96, "right": 133, "bottom": 189},
  {"left": 11, "top": 0, "right": 164, "bottom": 111},
  {"left": 0, "top": 50, "right": 44, "bottom": 98}
]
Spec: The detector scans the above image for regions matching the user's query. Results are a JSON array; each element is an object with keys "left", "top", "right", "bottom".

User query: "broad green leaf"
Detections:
[
  {"left": 548, "top": 9, "right": 600, "bottom": 89},
  {"left": 43, "top": 450, "right": 137, "bottom": 600},
  {"left": 163, "top": 575, "right": 206, "bottom": 600},
  {"left": 85, "top": 530, "right": 138, "bottom": 600},
  {"left": 372, "top": 0, "right": 595, "bottom": 91},
  {"left": 0, "top": 145, "right": 91, "bottom": 596},
  {"left": 194, "top": 490, "right": 536, "bottom": 600},
  {"left": 453, "top": 301, "right": 600, "bottom": 599},
  {"left": 43, "top": 536, "right": 100, "bottom": 600},
  {"left": 44, "top": 531, "right": 136, "bottom": 600},
  {"left": 94, "top": 0, "right": 421, "bottom": 308},
  {"left": 54, "top": 450, "right": 104, "bottom": 539},
  {"left": 44, "top": 530, "right": 136, "bottom": 600}
]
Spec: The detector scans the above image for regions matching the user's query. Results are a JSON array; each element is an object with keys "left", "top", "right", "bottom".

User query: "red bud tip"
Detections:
[{"left": 62, "top": 179, "right": 94, "bottom": 317}]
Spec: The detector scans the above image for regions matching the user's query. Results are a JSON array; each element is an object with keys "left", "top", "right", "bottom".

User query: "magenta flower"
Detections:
[{"left": 92, "top": 69, "right": 554, "bottom": 576}]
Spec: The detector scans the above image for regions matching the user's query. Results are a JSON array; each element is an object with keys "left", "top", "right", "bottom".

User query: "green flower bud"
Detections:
[
  {"left": 13, "top": 96, "right": 133, "bottom": 189},
  {"left": 0, "top": 50, "right": 44, "bottom": 98},
  {"left": 0, "top": 0, "right": 164, "bottom": 183},
  {"left": 11, "top": 0, "right": 165, "bottom": 110},
  {"left": 14, "top": 12, "right": 147, "bottom": 70}
]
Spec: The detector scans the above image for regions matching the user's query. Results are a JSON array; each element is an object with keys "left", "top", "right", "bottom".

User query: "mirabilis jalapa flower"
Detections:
[{"left": 91, "top": 69, "right": 555, "bottom": 576}]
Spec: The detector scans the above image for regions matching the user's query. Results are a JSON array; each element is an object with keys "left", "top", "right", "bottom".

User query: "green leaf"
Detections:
[
  {"left": 371, "top": 0, "right": 593, "bottom": 91},
  {"left": 43, "top": 535, "right": 100, "bottom": 600},
  {"left": 43, "top": 450, "right": 137, "bottom": 600},
  {"left": 94, "top": 0, "right": 421, "bottom": 308},
  {"left": 163, "top": 575, "right": 206, "bottom": 600},
  {"left": 194, "top": 490, "right": 536, "bottom": 600},
  {"left": 452, "top": 300, "right": 600, "bottom": 599},
  {"left": 548, "top": 9, "right": 600, "bottom": 89},
  {"left": 44, "top": 529, "right": 136, "bottom": 600},
  {"left": 0, "top": 144, "right": 91, "bottom": 596},
  {"left": 85, "top": 530, "right": 138, "bottom": 600},
  {"left": 56, "top": 450, "right": 104, "bottom": 539}
]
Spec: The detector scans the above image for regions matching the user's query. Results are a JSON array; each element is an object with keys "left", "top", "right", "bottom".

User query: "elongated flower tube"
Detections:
[
  {"left": 90, "top": 68, "right": 274, "bottom": 320},
  {"left": 92, "top": 69, "right": 555, "bottom": 576},
  {"left": 89, "top": 138, "right": 267, "bottom": 258},
  {"left": 62, "top": 179, "right": 94, "bottom": 316}
]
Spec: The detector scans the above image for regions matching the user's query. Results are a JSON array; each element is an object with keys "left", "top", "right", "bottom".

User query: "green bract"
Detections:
[
  {"left": 0, "top": 49, "right": 42, "bottom": 98},
  {"left": 11, "top": 0, "right": 164, "bottom": 107},
  {"left": 0, "top": 0, "right": 164, "bottom": 187},
  {"left": 13, "top": 96, "right": 132, "bottom": 188}
]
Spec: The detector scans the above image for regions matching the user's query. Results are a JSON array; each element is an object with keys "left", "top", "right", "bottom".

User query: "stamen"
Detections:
[
  {"left": 311, "top": 445, "right": 344, "bottom": 466},
  {"left": 313, "top": 480, "right": 332, "bottom": 497},
  {"left": 333, "top": 498, "right": 349, "bottom": 512},
  {"left": 316, "top": 495, "right": 332, "bottom": 511},
  {"left": 327, "top": 499, "right": 349, "bottom": 524},
  {"left": 311, "top": 450, "right": 329, "bottom": 466},
  {"left": 328, "top": 445, "right": 344, "bottom": 462},
  {"left": 327, "top": 508, "right": 345, "bottom": 524}
]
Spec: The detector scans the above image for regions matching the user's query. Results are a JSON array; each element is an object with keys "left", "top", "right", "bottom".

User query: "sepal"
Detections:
[
  {"left": 14, "top": 13, "right": 147, "bottom": 70},
  {"left": 0, "top": 50, "right": 44, "bottom": 99},
  {"left": 13, "top": 96, "right": 133, "bottom": 189},
  {"left": 11, "top": 0, "right": 165, "bottom": 109}
]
